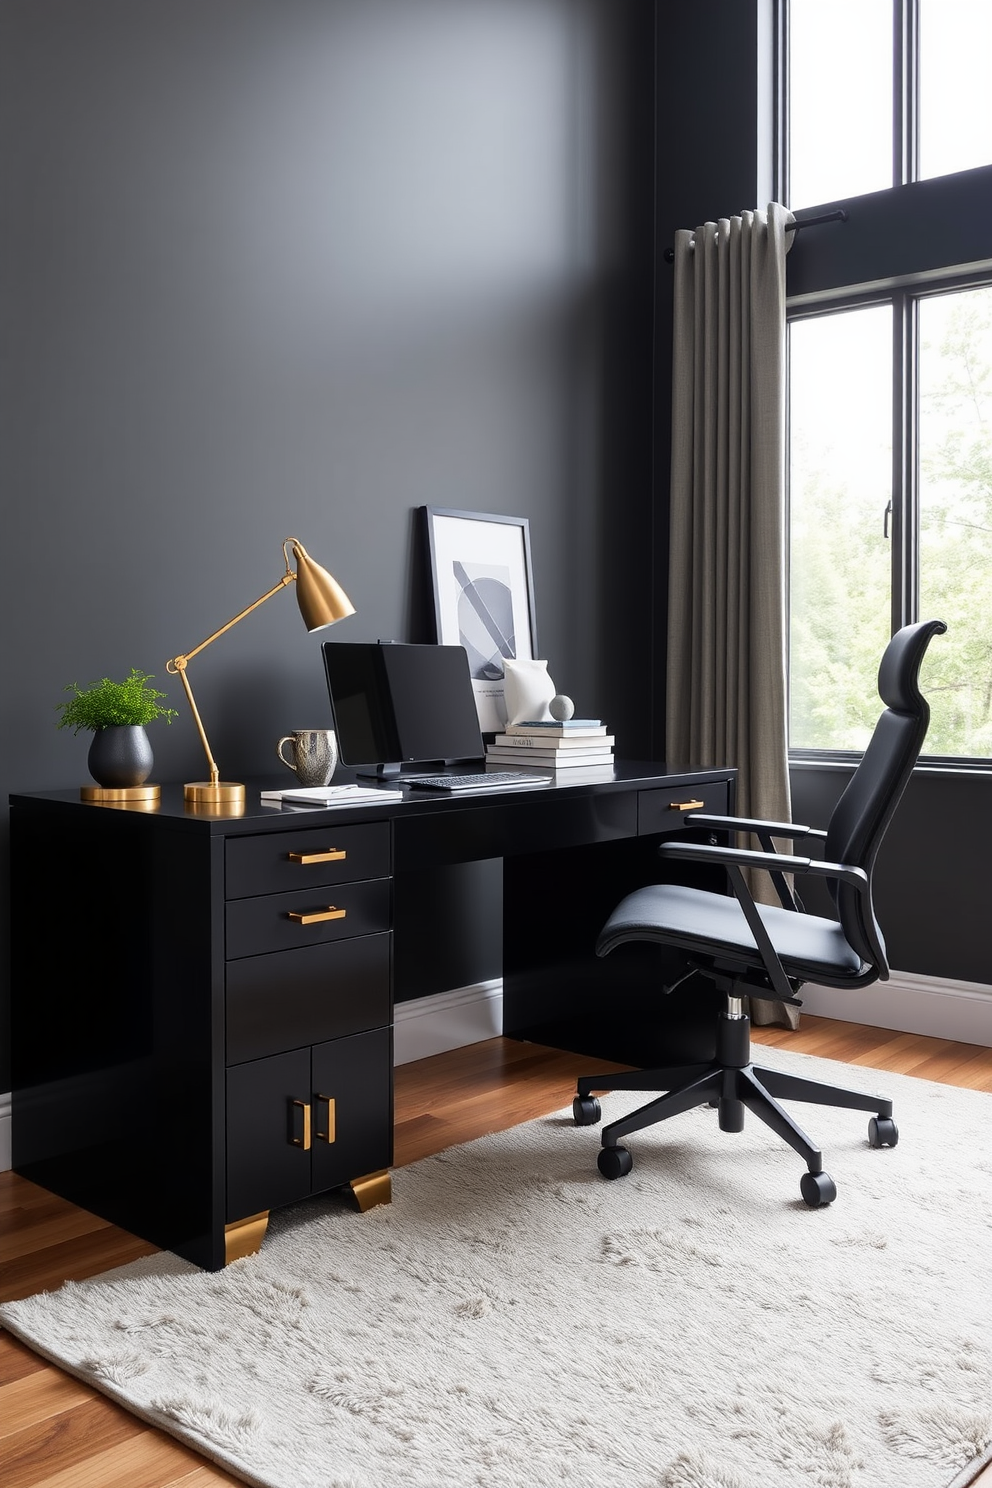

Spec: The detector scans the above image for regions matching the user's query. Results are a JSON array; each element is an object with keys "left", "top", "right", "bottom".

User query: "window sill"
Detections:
[{"left": 789, "top": 753, "right": 992, "bottom": 780}]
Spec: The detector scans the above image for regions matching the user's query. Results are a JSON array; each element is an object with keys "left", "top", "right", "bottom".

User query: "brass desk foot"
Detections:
[
  {"left": 349, "top": 1169, "right": 392, "bottom": 1211},
  {"left": 225, "top": 1210, "right": 270, "bottom": 1263}
]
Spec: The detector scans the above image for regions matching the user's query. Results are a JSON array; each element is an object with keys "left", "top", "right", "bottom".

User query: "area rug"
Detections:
[{"left": 3, "top": 1047, "right": 992, "bottom": 1488}]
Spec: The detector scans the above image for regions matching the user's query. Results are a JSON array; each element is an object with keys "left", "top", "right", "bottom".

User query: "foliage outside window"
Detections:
[{"left": 789, "top": 288, "right": 992, "bottom": 759}]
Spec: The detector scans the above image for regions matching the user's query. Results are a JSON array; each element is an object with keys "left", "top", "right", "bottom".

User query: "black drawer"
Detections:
[
  {"left": 637, "top": 780, "right": 732, "bottom": 836},
  {"left": 225, "top": 822, "right": 390, "bottom": 900},
  {"left": 226, "top": 878, "right": 391, "bottom": 960},
  {"left": 226, "top": 934, "right": 391, "bottom": 1065}
]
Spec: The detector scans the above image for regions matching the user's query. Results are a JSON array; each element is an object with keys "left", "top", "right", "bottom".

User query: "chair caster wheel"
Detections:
[
  {"left": 868, "top": 1115, "right": 898, "bottom": 1148},
  {"left": 573, "top": 1095, "right": 602, "bottom": 1126},
  {"left": 800, "top": 1170, "right": 837, "bottom": 1207},
  {"left": 598, "top": 1145, "right": 633, "bottom": 1180}
]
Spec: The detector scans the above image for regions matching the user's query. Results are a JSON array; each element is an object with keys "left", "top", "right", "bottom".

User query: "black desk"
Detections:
[{"left": 9, "top": 761, "right": 734, "bottom": 1268}]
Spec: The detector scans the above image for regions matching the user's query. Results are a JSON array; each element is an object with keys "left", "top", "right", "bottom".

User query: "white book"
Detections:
[
  {"left": 260, "top": 785, "right": 404, "bottom": 805},
  {"left": 492, "top": 732, "right": 614, "bottom": 750},
  {"left": 504, "top": 721, "right": 606, "bottom": 737},
  {"left": 485, "top": 748, "right": 614, "bottom": 768}
]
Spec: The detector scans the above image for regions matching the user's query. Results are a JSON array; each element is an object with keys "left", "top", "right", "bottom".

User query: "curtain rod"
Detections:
[{"left": 662, "top": 208, "right": 848, "bottom": 263}]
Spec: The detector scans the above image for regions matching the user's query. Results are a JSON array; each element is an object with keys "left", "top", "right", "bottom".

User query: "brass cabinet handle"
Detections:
[
  {"left": 288, "top": 848, "right": 347, "bottom": 864},
  {"left": 290, "top": 1099, "right": 312, "bottom": 1150},
  {"left": 315, "top": 1094, "right": 336, "bottom": 1144},
  {"left": 287, "top": 906, "right": 347, "bottom": 925},
  {"left": 670, "top": 799, "right": 705, "bottom": 811}
]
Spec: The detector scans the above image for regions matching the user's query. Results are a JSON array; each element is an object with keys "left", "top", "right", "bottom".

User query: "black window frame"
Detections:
[{"left": 780, "top": 0, "right": 992, "bottom": 769}]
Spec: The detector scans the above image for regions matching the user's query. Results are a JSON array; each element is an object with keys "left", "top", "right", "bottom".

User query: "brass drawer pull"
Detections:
[
  {"left": 290, "top": 1099, "right": 312, "bottom": 1150},
  {"left": 315, "top": 1094, "right": 336, "bottom": 1144},
  {"left": 670, "top": 799, "right": 705, "bottom": 811},
  {"left": 288, "top": 848, "right": 347, "bottom": 865},
  {"left": 287, "top": 906, "right": 347, "bottom": 925}
]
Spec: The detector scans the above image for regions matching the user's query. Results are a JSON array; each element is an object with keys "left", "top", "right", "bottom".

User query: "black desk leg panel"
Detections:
[{"left": 501, "top": 834, "right": 721, "bottom": 1068}]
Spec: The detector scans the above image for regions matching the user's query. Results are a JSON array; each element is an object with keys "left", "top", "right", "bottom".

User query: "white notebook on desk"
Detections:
[{"left": 260, "top": 785, "right": 404, "bottom": 806}]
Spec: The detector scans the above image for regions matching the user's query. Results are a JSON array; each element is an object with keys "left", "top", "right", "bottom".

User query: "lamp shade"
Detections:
[{"left": 291, "top": 539, "right": 356, "bottom": 631}]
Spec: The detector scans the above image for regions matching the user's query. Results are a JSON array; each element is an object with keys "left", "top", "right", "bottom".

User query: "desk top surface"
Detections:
[{"left": 11, "top": 760, "right": 736, "bottom": 837}]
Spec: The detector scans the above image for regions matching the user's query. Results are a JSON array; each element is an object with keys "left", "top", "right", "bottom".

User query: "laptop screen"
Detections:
[{"left": 321, "top": 642, "right": 485, "bottom": 770}]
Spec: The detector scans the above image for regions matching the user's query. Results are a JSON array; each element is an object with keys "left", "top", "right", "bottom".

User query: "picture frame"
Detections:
[{"left": 421, "top": 507, "right": 538, "bottom": 733}]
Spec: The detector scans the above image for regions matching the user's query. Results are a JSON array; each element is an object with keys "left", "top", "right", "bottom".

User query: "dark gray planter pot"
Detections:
[{"left": 87, "top": 725, "right": 154, "bottom": 787}]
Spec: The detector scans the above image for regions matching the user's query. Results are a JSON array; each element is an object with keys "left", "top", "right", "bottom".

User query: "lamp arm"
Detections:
[
  {"left": 168, "top": 569, "right": 295, "bottom": 670},
  {"left": 166, "top": 557, "right": 297, "bottom": 788}
]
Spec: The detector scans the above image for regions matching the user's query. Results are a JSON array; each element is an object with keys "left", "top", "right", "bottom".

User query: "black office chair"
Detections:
[{"left": 573, "top": 619, "right": 947, "bottom": 1206}]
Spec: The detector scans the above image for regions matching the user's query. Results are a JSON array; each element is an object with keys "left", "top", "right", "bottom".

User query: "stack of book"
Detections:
[{"left": 486, "top": 719, "right": 615, "bottom": 771}]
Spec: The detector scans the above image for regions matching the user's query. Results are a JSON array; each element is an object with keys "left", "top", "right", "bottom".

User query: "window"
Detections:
[
  {"left": 788, "top": 0, "right": 992, "bottom": 206},
  {"left": 788, "top": 0, "right": 892, "bottom": 210},
  {"left": 919, "top": 1, "right": 992, "bottom": 181},
  {"left": 789, "top": 286, "right": 992, "bottom": 759},
  {"left": 785, "top": 2, "right": 992, "bottom": 761},
  {"left": 789, "top": 305, "right": 892, "bottom": 751}
]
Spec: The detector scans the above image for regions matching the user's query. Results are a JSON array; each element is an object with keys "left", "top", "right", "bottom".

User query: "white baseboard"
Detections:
[
  {"left": 1, "top": 972, "right": 986, "bottom": 1174},
  {"left": 394, "top": 979, "right": 503, "bottom": 1066},
  {"left": 799, "top": 970, "right": 992, "bottom": 1047},
  {"left": 0, "top": 1092, "right": 10, "bottom": 1173}
]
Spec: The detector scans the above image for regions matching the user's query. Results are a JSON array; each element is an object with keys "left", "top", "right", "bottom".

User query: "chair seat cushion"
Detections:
[{"left": 596, "top": 882, "right": 865, "bottom": 982}]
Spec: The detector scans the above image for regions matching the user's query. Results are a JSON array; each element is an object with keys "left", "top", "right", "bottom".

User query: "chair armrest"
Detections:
[
  {"left": 683, "top": 813, "right": 826, "bottom": 842},
  {"left": 656, "top": 841, "right": 876, "bottom": 1002},
  {"left": 658, "top": 839, "right": 868, "bottom": 890},
  {"left": 659, "top": 840, "right": 812, "bottom": 872}
]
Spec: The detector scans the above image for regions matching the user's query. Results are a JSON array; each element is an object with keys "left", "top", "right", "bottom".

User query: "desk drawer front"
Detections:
[
  {"left": 638, "top": 781, "right": 732, "bottom": 836},
  {"left": 226, "top": 933, "right": 391, "bottom": 1064},
  {"left": 226, "top": 879, "right": 391, "bottom": 960},
  {"left": 226, "top": 822, "right": 390, "bottom": 900}
]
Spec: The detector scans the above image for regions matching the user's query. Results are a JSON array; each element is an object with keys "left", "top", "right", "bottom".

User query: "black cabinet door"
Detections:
[
  {"left": 310, "top": 1028, "right": 393, "bottom": 1196},
  {"left": 226, "top": 1030, "right": 393, "bottom": 1222},
  {"left": 226, "top": 1048, "right": 313, "bottom": 1221}
]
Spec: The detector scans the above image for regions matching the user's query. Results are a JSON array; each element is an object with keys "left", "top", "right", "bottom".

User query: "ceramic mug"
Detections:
[{"left": 276, "top": 729, "right": 338, "bottom": 788}]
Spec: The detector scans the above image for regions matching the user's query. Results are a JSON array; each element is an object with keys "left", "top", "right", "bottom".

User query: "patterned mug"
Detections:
[{"left": 276, "top": 729, "right": 338, "bottom": 788}]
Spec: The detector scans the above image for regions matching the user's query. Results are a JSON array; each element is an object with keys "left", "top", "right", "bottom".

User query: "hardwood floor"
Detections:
[{"left": 3, "top": 1016, "right": 992, "bottom": 1488}]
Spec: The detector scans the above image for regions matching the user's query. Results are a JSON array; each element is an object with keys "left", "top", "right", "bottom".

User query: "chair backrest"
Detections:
[{"left": 824, "top": 619, "right": 946, "bottom": 969}]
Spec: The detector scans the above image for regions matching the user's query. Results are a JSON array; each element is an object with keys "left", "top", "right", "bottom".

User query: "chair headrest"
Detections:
[{"left": 878, "top": 620, "right": 947, "bottom": 713}]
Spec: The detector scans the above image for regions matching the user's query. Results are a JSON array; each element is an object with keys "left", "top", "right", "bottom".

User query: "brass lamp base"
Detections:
[
  {"left": 184, "top": 781, "right": 246, "bottom": 807},
  {"left": 81, "top": 783, "right": 161, "bottom": 805}
]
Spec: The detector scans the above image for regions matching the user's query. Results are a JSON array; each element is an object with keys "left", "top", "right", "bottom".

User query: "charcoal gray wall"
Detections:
[{"left": 0, "top": 0, "right": 656, "bottom": 1091}]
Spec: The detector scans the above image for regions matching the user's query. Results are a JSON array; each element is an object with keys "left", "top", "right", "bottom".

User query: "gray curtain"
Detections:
[{"left": 666, "top": 202, "right": 798, "bottom": 1029}]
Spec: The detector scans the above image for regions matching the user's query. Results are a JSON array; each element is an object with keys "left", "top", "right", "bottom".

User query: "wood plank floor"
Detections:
[{"left": 3, "top": 1015, "right": 991, "bottom": 1488}]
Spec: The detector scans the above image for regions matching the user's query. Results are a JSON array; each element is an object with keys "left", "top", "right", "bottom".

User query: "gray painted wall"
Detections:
[{"left": 0, "top": 0, "right": 656, "bottom": 1091}]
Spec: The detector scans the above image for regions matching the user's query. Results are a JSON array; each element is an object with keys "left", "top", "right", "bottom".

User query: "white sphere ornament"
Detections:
[{"left": 549, "top": 694, "right": 575, "bottom": 722}]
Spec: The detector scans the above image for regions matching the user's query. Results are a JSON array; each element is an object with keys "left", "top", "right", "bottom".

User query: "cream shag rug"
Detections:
[{"left": 3, "top": 1047, "right": 992, "bottom": 1488}]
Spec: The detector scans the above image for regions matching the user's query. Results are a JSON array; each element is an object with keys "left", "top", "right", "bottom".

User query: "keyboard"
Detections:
[{"left": 402, "top": 771, "right": 554, "bottom": 792}]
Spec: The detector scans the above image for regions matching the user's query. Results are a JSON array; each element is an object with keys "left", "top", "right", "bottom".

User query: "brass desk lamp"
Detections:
[{"left": 167, "top": 537, "right": 354, "bottom": 808}]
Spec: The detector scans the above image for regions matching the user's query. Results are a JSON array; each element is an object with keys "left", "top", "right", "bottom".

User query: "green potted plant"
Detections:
[{"left": 57, "top": 668, "right": 178, "bottom": 790}]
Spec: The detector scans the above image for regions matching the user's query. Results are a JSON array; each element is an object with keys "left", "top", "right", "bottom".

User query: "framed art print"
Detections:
[{"left": 422, "top": 507, "right": 538, "bottom": 732}]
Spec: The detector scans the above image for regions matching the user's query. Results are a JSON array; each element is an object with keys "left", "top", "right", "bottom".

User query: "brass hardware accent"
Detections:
[
  {"left": 184, "top": 795, "right": 246, "bottom": 818},
  {"left": 315, "top": 1094, "right": 336, "bottom": 1143},
  {"left": 287, "top": 906, "right": 346, "bottom": 925},
  {"left": 290, "top": 1098, "right": 312, "bottom": 1149},
  {"left": 288, "top": 848, "right": 347, "bottom": 865},
  {"left": 349, "top": 1169, "right": 392, "bottom": 1211},
  {"left": 670, "top": 799, "right": 705, "bottom": 811},
  {"left": 224, "top": 1210, "right": 269, "bottom": 1263},
  {"left": 79, "top": 783, "right": 161, "bottom": 808},
  {"left": 183, "top": 780, "right": 247, "bottom": 807}
]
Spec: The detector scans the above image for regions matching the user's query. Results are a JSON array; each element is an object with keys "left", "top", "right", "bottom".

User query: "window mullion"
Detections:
[
  {"left": 891, "top": 292, "right": 919, "bottom": 631},
  {"left": 893, "top": 0, "right": 919, "bottom": 186}
]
